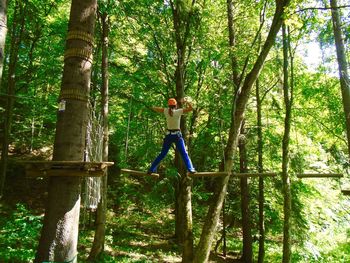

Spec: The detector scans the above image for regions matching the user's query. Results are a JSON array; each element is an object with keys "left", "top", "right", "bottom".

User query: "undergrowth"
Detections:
[{"left": 1, "top": 169, "right": 350, "bottom": 262}]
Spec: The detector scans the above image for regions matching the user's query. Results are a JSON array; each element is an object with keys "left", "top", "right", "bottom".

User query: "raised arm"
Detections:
[
  {"left": 151, "top": 107, "right": 164, "bottom": 113},
  {"left": 182, "top": 100, "right": 193, "bottom": 113}
]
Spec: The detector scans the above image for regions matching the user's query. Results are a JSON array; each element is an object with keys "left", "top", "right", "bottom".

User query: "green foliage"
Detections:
[
  {"left": 0, "top": 203, "right": 42, "bottom": 262},
  {"left": 1, "top": 0, "right": 350, "bottom": 261},
  {"left": 2, "top": 0, "right": 69, "bottom": 151}
]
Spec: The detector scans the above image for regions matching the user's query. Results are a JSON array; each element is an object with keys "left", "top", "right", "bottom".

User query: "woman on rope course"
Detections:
[{"left": 147, "top": 98, "right": 196, "bottom": 175}]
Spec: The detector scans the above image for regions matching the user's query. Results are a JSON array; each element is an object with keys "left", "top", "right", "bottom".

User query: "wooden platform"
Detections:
[
  {"left": 21, "top": 161, "right": 114, "bottom": 177},
  {"left": 297, "top": 173, "right": 343, "bottom": 178},
  {"left": 120, "top": 169, "right": 159, "bottom": 178}
]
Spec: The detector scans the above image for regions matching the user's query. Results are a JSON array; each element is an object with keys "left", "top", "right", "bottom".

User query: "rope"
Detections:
[
  {"left": 43, "top": 254, "right": 77, "bottom": 263},
  {"left": 125, "top": 94, "right": 133, "bottom": 160},
  {"left": 219, "top": 118, "right": 226, "bottom": 167}
]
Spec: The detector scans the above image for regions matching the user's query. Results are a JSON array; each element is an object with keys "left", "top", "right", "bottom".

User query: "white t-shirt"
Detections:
[{"left": 164, "top": 108, "right": 183, "bottom": 130}]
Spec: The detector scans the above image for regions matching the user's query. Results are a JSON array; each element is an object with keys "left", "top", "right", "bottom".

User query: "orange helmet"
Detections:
[{"left": 168, "top": 98, "right": 177, "bottom": 106}]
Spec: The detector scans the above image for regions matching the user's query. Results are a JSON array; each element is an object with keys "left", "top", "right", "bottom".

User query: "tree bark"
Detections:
[
  {"left": 330, "top": 0, "right": 350, "bottom": 156},
  {"left": 238, "top": 123, "right": 253, "bottom": 263},
  {"left": 0, "top": 0, "right": 24, "bottom": 198},
  {"left": 227, "top": 0, "right": 240, "bottom": 88},
  {"left": 193, "top": 1, "right": 291, "bottom": 262},
  {"left": 35, "top": 0, "right": 97, "bottom": 262},
  {"left": 178, "top": 174, "right": 194, "bottom": 262},
  {"left": 170, "top": 1, "right": 196, "bottom": 261},
  {"left": 88, "top": 8, "right": 109, "bottom": 260},
  {"left": 281, "top": 23, "right": 293, "bottom": 263},
  {"left": 256, "top": 78, "right": 266, "bottom": 263}
]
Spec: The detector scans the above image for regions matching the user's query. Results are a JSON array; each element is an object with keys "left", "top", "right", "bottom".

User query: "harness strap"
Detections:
[{"left": 167, "top": 131, "right": 181, "bottom": 135}]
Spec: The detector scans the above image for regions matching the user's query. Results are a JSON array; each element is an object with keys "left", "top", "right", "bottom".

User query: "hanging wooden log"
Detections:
[
  {"left": 21, "top": 161, "right": 114, "bottom": 178},
  {"left": 188, "top": 172, "right": 277, "bottom": 178},
  {"left": 297, "top": 173, "right": 343, "bottom": 178},
  {"left": 188, "top": 171, "right": 229, "bottom": 177},
  {"left": 120, "top": 168, "right": 159, "bottom": 178},
  {"left": 232, "top": 172, "right": 277, "bottom": 178}
]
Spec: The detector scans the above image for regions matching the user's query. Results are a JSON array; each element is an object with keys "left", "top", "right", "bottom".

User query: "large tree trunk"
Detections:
[
  {"left": 330, "top": 0, "right": 350, "bottom": 156},
  {"left": 35, "top": 0, "right": 97, "bottom": 262},
  {"left": 170, "top": 1, "right": 196, "bottom": 261},
  {"left": 238, "top": 123, "right": 253, "bottom": 263},
  {"left": 88, "top": 8, "right": 109, "bottom": 260},
  {"left": 228, "top": 2, "right": 254, "bottom": 259},
  {"left": 176, "top": 173, "right": 194, "bottom": 262},
  {"left": 0, "top": 0, "right": 24, "bottom": 198},
  {"left": 193, "top": 1, "right": 291, "bottom": 262},
  {"left": 281, "top": 23, "right": 293, "bottom": 263}
]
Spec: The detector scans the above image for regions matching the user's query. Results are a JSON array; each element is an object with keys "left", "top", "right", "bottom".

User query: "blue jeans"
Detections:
[{"left": 149, "top": 132, "right": 195, "bottom": 173}]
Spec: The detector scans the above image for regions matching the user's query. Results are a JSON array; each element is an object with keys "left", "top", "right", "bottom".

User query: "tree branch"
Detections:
[{"left": 296, "top": 5, "right": 350, "bottom": 13}]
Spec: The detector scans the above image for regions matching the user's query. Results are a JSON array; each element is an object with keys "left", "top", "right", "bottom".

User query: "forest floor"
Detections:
[{"left": 0, "top": 155, "right": 243, "bottom": 263}]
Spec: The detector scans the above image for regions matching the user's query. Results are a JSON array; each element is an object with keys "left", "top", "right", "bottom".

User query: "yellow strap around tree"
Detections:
[
  {"left": 59, "top": 88, "right": 89, "bottom": 102},
  {"left": 66, "top": 30, "right": 94, "bottom": 46},
  {"left": 64, "top": 48, "right": 93, "bottom": 63}
]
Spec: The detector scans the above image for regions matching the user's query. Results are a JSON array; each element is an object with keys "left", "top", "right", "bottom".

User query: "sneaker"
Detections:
[{"left": 189, "top": 169, "right": 197, "bottom": 174}]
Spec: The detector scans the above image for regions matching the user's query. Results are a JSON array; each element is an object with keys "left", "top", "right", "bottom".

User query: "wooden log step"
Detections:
[
  {"left": 188, "top": 172, "right": 277, "bottom": 178},
  {"left": 188, "top": 172, "right": 229, "bottom": 177},
  {"left": 232, "top": 172, "right": 277, "bottom": 178},
  {"left": 120, "top": 169, "right": 159, "bottom": 178}
]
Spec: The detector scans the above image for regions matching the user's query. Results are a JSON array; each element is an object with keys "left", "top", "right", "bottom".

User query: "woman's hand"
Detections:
[
  {"left": 182, "top": 98, "right": 193, "bottom": 113},
  {"left": 180, "top": 97, "right": 191, "bottom": 104}
]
